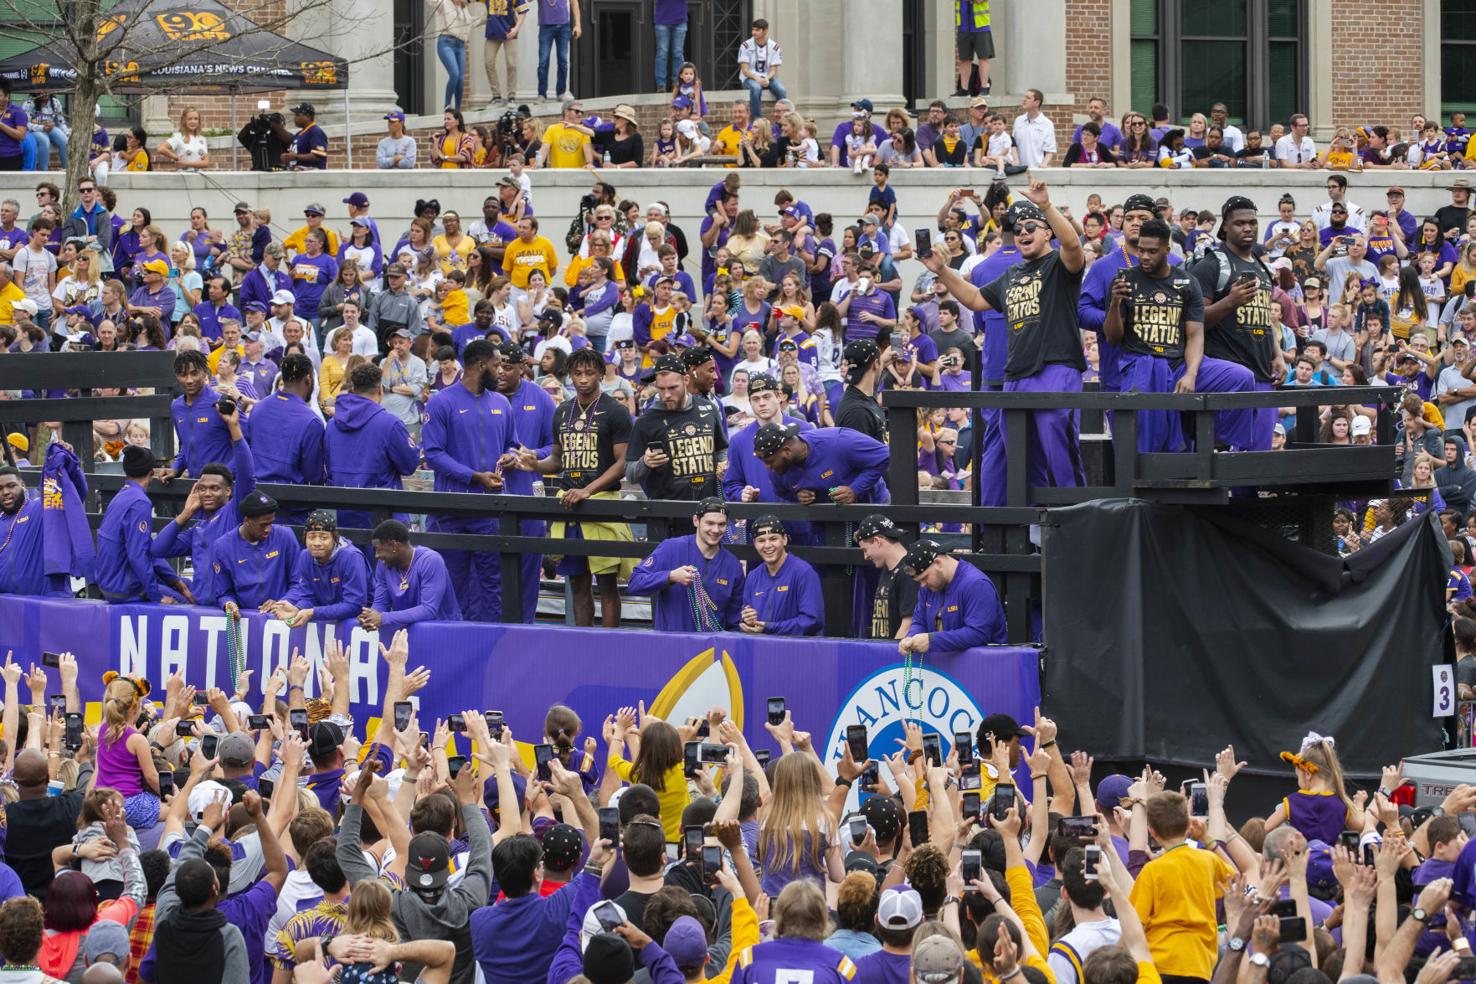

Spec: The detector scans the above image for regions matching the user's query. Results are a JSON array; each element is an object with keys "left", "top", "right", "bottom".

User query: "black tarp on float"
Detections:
[
  {"left": 1042, "top": 500, "right": 1449, "bottom": 779},
  {"left": 0, "top": 0, "right": 347, "bottom": 93}
]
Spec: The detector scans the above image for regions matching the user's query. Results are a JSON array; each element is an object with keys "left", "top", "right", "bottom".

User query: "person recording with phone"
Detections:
[
  {"left": 1047, "top": 847, "right": 1122, "bottom": 984},
  {"left": 157, "top": 349, "right": 242, "bottom": 483},
  {"left": 923, "top": 179, "right": 1088, "bottom": 494},
  {"left": 1190, "top": 197, "right": 1286, "bottom": 451},
  {"left": 149, "top": 399, "right": 254, "bottom": 603}
]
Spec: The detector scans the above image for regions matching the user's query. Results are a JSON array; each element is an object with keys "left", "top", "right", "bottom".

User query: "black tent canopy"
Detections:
[{"left": 0, "top": 0, "right": 348, "bottom": 92}]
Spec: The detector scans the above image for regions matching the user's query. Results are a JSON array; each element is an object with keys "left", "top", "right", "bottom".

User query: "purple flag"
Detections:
[{"left": 42, "top": 442, "right": 94, "bottom": 583}]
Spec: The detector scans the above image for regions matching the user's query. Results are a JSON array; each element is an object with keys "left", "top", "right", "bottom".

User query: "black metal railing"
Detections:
[{"left": 0, "top": 355, "right": 1404, "bottom": 643}]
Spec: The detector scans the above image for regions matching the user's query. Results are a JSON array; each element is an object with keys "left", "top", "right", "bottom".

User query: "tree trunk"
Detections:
[{"left": 61, "top": 0, "right": 103, "bottom": 213}]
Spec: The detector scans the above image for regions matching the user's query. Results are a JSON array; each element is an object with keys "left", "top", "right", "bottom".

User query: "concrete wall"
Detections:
[{"left": 13, "top": 167, "right": 1454, "bottom": 281}]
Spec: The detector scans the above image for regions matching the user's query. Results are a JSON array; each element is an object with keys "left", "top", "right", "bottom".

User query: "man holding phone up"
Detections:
[
  {"left": 1103, "top": 218, "right": 1256, "bottom": 453},
  {"left": 1191, "top": 197, "right": 1285, "bottom": 450},
  {"left": 923, "top": 179, "right": 1087, "bottom": 494}
]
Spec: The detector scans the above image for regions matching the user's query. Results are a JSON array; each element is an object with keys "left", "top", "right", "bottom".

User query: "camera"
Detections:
[
  {"left": 215, "top": 397, "right": 237, "bottom": 417},
  {"left": 579, "top": 193, "right": 600, "bottom": 216}
]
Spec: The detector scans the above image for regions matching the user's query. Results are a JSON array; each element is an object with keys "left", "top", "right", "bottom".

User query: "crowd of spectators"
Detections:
[{"left": 0, "top": 642, "right": 1456, "bottom": 984}]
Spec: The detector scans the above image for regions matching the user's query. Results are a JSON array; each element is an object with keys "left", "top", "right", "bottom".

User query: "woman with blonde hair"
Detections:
[
  {"left": 52, "top": 243, "right": 102, "bottom": 309},
  {"left": 725, "top": 210, "right": 770, "bottom": 274},
  {"left": 757, "top": 751, "right": 842, "bottom": 896},
  {"left": 156, "top": 106, "right": 209, "bottom": 170},
  {"left": 318, "top": 326, "right": 356, "bottom": 416},
  {"left": 91, "top": 673, "right": 163, "bottom": 828},
  {"left": 167, "top": 241, "right": 202, "bottom": 323}
]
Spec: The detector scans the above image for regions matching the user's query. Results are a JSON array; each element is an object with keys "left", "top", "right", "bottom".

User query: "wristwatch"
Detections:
[
  {"left": 1248, "top": 953, "right": 1270, "bottom": 968},
  {"left": 1228, "top": 937, "right": 1247, "bottom": 953},
  {"left": 1411, "top": 907, "right": 1430, "bottom": 923}
]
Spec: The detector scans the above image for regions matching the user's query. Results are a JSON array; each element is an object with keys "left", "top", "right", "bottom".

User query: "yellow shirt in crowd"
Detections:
[
  {"left": 502, "top": 237, "right": 559, "bottom": 289},
  {"left": 284, "top": 224, "right": 341, "bottom": 256},
  {"left": 541, "top": 122, "right": 592, "bottom": 168},
  {"left": 1129, "top": 842, "right": 1235, "bottom": 981},
  {"left": 607, "top": 753, "right": 689, "bottom": 842},
  {"left": 0, "top": 281, "right": 24, "bottom": 325}
]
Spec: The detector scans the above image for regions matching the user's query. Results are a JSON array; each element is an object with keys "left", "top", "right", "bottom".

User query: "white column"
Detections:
[
  {"left": 1424, "top": 0, "right": 1441, "bottom": 126},
  {"left": 1307, "top": 0, "right": 1333, "bottom": 143},
  {"left": 1109, "top": 1, "right": 1131, "bottom": 121},
  {"left": 842, "top": 0, "right": 905, "bottom": 109},
  {"left": 299, "top": 0, "right": 401, "bottom": 122},
  {"left": 1001, "top": 0, "right": 1065, "bottom": 98}
]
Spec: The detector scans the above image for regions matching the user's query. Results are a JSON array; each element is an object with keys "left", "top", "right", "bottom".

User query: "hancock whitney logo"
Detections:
[{"left": 823, "top": 664, "right": 984, "bottom": 812}]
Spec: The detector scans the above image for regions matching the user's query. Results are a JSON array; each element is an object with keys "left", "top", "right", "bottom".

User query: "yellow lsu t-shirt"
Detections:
[
  {"left": 502, "top": 238, "right": 557, "bottom": 289},
  {"left": 542, "top": 122, "right": 592, "bottom": 168},
  {"left": 713, "top": 124, "right": 753, "bottom": 163},
  {"left": 1129, "top": 843, "right": 1235, "bottom": 980}
]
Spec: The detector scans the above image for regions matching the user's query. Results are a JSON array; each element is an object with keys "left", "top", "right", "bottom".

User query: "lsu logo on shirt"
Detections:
[{"left": 266, "top": 550, "right": 280, "bottom": 559}]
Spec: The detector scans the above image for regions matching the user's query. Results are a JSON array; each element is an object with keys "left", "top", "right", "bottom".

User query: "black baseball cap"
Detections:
[
  {"left": 1004, "top": 201, "right": 1045, "bottom": 230},
  {"left": 308, "top": 721, "right": 344, "bottom": 758},
  {"left": 681, "top": 345, "right": 715, "bottom": 368},
  {"left": 754, "top": 422, "right": 797, "bottom": 458},
  {"left": 405, "top": 831, "right": 451, "bottom": 892},
  {"left": 902, "top": 539, "right": 943, "bottom": 575},
  {"left": 978, "top": 712, "right": 1029, "bottom": 742},
  {"left": 693, "top": 496, "right": 727, "bottom": 519},
  {"left": 540, "top": 822, "right": 585, "bottom": 869},
  {"left": 855, "top": 514, "right": 905, "bottom": 543},
  {"left": 748, "top": 373, "right": 781, "bottom": 394},
  {"left": 843, "top": 339, "right": 880, "bottom": 384},
  {"left": 1122, "top": 194, "right": 1158, "bottom": 216},
  {"left": 304, "top": 510, "right": 337, "bottom": 533},
  {"left": 651, "top": 353, "right": 686, "bottom": 376},
  {"left": 750, "top": 514, "right": 785, "bottom": 538}
]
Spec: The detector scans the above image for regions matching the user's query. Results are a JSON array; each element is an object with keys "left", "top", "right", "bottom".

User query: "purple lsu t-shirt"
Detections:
[
  {"left": 0, "top": 105, "right": 28, "bottom": 157},
  {"left": 654, "top": 0, "right": 687, "bottom": 24},
  {"left": 853, "top": 947, "right": 909, "bottom": 984},
  {"left": 537, "top": 0, "right": 570, "bottom": 25},
  {"left": 844, "top": 290, "right": 896, "bottom": 341}
]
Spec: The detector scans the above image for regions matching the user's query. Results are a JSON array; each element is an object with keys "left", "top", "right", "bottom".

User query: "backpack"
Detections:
[{"left": 1193, "top": 242, "right": 1273, "bottom": 296}]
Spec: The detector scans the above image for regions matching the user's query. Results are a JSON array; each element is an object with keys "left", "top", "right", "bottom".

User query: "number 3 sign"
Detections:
[{"left": 1434, "top": 664, "right": 1456, "bottom": 717}]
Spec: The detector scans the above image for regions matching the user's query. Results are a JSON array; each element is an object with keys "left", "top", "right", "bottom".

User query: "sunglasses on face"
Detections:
[{"left": 1017, "top": 222, "right": 1046, "bottom": 235}]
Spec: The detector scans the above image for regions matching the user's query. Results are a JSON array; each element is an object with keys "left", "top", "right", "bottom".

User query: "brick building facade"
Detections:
[{"left": 137, "top": 0, "right": 1449, "bottom": 163}]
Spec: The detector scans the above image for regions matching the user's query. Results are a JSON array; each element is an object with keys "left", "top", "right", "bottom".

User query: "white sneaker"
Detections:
[{"left": 853, "top": 158, "right": 863, "bottom": 175}]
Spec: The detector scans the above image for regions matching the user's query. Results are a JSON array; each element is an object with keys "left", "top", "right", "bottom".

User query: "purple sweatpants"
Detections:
[
  {"left": 1118, "top": 354, "right": 1259, "bottom": 453},
  {"left": 1118, "top": 353, "right": 1186, "bottom": 453},
  {"left": 1191, "top": 360, "right": 1267, "bottom": 450},
  {"left": 1003, "top": 363, "right": 1084, "bottom": 495},
  {"left": 979, "top": 402, "right": 1007, "bottom": 507}
]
